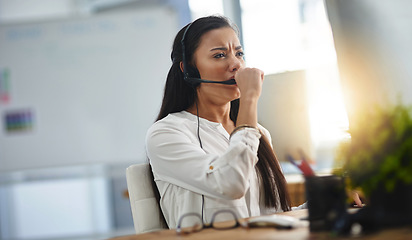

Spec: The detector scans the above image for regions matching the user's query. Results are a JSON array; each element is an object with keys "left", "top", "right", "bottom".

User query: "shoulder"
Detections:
[
  {"left": 149, "top": 112, "right": 184, "bottom": 128},
  {"left": 146, "top": 112, "right": 196, "bottom": 138}
]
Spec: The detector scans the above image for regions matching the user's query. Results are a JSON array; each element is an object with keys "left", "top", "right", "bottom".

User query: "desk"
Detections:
[{"left": 109, "top": 210, "right": 412, "bottom": 240}]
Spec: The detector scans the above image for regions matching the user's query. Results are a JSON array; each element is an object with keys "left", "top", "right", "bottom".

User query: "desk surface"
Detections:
[{"left": 110, "top": 209, "right": 412, "bottom": 240}]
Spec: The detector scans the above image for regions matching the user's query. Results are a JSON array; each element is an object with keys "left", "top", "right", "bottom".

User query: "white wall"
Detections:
[
  {"left": 0, "top": 7, "right": 179, "bottom": 171},
  {"left": 0, "top": 0, "right": 75, "bottom": 23},
  {"left": 1, "top": 176, "right": 110, "bottom": 239}
]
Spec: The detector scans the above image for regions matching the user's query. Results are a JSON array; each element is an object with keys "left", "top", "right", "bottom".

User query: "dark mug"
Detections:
[{"left": 305, "top": 175, "right": 347, "bottom": 232}]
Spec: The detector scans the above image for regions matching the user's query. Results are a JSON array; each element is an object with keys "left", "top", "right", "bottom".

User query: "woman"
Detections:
[{"left": 146, "top": 15, "right": 292, "bottom": 229}]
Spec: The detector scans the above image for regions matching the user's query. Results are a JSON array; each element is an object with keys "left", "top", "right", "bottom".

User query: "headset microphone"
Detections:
[
  {"left": 181, "top": 22, "right": 237, "bottom": 86},
  {"left": 184, "top": 77, "right": 236, "bottom": 85}
]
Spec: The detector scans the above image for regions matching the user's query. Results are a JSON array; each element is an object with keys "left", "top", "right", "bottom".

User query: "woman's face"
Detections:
[{"left": 193, "top": 27, "right": 245, "bottom": 104}]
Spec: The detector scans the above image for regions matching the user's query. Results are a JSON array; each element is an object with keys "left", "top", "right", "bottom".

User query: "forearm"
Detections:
[{"left": 236, "top": 97, "right": 259, "bottom": 127}]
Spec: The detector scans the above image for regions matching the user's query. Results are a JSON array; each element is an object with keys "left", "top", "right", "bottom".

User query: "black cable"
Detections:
[
  {"left": 195, "top": 99, "right": 205, "bottom": 222},
  {"left": 195, "top": 100, "right": 203, "bottom": 149},
  {"left": 201, "top": 195, "right": 205, "bottom": 222}
]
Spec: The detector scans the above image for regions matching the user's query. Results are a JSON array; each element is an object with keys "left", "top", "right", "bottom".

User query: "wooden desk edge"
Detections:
[{"left": 108, "top": 209, "right": 309, "bottom": 240}]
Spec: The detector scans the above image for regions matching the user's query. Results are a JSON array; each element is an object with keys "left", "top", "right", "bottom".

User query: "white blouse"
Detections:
[{"left": 145, "top": 111, "right": 282, "bottom": 228}]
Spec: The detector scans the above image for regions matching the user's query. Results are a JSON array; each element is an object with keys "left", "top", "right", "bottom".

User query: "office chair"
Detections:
[{"left": 126, "top": 163, "right": 168, "bottom": 233}]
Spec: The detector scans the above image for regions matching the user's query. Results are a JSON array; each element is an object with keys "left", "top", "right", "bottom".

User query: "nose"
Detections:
[{"left": 229, "top": 54, "right": 242, "bottom": 72}]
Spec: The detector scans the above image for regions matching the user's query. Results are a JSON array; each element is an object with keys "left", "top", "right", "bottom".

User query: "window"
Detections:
[
  {"left": 188, "top": 0, "right": 224, "bottom": 20},
  {"left": 240, "top": 0, "right": 349, "bottom": 170}
]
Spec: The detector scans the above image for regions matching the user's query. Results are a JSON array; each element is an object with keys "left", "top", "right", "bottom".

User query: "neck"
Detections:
[{"left": 187, "top": 100, "right": 235, "bottom": 132}]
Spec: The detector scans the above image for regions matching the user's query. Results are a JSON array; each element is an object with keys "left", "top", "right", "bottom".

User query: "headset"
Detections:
[{"left": 181, "top": 22, "right": 236, "bottom": 86}]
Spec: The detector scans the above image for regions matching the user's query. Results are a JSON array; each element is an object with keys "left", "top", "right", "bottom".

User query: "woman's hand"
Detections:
[
  {"left": 234, "top": 67, "right": 264, "bottom": 128},
  {"left": 352, "top": 191, "right": 363, "bottom": 207},
  {"left": 235, "top": 67, "right": 264, "bottom": 100}
]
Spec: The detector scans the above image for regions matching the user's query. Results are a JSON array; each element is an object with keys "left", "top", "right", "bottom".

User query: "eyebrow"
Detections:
[{"left": 210, "top": 46, "right": 243, "bottom": 51}]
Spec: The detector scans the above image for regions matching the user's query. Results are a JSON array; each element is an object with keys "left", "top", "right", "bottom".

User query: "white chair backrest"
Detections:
[{"left": 126, "top": 163, "right": 168, "bottom": 233}]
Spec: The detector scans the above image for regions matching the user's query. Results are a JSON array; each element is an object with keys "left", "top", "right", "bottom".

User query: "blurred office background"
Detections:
[{"left": 1, "top": 0, "right": 411, "bottom": 239}]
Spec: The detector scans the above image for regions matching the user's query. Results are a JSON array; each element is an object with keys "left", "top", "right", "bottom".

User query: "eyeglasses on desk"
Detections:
[{"left": 176, "top": 209, "right": 247, "bottom": 235}]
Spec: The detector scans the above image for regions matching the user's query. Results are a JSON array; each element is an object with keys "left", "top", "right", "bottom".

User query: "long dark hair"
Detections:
[{"left": 153, "top": 16, "right": 291, "bottom": 212}]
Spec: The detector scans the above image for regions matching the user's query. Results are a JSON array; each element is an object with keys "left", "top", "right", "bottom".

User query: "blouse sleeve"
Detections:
[
  {"left": 258, "top": 123, "right": 273, "bottom": 148},
  {"left": 146, "top": 122, "right": 261, "bottom": 200}
]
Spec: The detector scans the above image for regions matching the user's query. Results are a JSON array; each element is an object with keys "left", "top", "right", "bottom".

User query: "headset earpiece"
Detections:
[{"left": 186, "top": 65, "right": 200, "bottom": 79}]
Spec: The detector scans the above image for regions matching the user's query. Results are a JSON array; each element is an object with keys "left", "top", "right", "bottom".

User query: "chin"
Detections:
[{"left": 231, "top": 91, "right": 241, "bottom": 100}]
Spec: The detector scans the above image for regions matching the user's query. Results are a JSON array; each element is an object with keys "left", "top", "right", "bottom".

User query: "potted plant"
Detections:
[{"left": 334, "top": 103, "right": 412, "bottom": 230}]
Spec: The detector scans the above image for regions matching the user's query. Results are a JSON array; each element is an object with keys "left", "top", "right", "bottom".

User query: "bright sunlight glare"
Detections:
[{"left": 305, "top": 66, "right": 350, "bottom": 147}]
